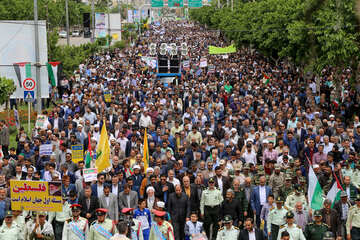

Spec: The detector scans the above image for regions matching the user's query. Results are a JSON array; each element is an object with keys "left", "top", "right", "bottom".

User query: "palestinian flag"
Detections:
[
  {"left": 326, "top": 173, "right": 343, "bottom": 207},
  {"left": 262, "top": 72, "right": 270, "bottom": 85},
  {"left": 13, "top": 62, "right": 31, "bottom": 88},
  {"left": 85, "top": 132, "right": 92, "bottom": 169},
  {"left": 333, "top": 99, "right": 340, "bottom": 108},
  {"left": 46, "top": 62, "right": 63, "bottom": 87}
]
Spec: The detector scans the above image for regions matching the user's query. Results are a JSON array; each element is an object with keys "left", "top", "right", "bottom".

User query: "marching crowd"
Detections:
[{"left": 0, "top": 20, "right": 360, "bottom": 240}]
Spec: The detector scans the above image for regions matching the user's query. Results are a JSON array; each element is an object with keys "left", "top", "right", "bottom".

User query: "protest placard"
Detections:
[
  {"left": 39, "top": 144, "right": 52, "bottom": 156},
  {"left": 35, "top": 115, "right": 47, "bottom": 129},
  {"left": 71, "top": 144, "right": 84, "bottom": 163},
  {"left": 83, "top": 168, "right": 98, "bottom": 182},
  {"left": 10, "top": 180, "right": 62, "bottom": 212}
]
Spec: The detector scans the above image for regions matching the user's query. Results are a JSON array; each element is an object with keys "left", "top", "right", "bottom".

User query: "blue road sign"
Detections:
[{"left": 24, "top": 91, "right": 35, "bottom": 102}]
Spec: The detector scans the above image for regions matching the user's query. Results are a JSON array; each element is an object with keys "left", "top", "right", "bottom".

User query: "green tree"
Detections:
[{"left": 0, "top": 77, "right": 17, "bottom": 105}]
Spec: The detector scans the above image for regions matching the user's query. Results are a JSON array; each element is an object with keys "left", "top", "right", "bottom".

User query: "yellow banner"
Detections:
[
  {"left": 71, "top": 144, "right": 84, "bottom": 163},
  {"left": 10, "top": 180, "right": 62, "bottom": 212},
  {"left": 104, "top": 91, "right": 112, "bottom": 102}
]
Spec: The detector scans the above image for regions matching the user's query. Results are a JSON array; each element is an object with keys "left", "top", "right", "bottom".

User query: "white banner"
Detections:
[{"left": 128, "top": 10, "right": 133, "bottom": 23}]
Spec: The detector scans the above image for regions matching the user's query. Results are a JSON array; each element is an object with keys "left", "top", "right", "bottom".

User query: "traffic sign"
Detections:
[
  {"left": 24, "top": 91, "right": 35, "bottom": 102},
  {"left": 188, "top": 0, "right": 202, "bottom": 8},
  {"left": 23, "top": 78, "right": 36, "bottom": 91},
  {"left": 168, "top": 0, "right": 183, "bottom": 7},
  {"left": 151, "top": 0, "right": 164, "bottom": 8}
]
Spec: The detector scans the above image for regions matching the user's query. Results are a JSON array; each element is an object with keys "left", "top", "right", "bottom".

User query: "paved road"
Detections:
[{"left": 57, "top": 37, "right": 91, "bottom": 46}]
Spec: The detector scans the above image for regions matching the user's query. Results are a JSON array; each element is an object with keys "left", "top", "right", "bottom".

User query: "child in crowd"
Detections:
[
  {"left": 184, "top": 212, "right": 206, "bottom": 240},
  {"left": 133, "top": 198, "right": 152, "bottom": 240}
]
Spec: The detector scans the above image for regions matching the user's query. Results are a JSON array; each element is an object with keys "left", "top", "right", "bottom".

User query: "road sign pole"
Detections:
[{"left": 28, "top": 101, "right": 31, "bottom": 136}]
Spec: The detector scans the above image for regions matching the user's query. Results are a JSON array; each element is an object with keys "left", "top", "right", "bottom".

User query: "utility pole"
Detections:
[
  {"left": 107, "top": 2, "right": 111, "bottom": 38},
  {"left": 119, "top": 0, "right": 122, "bottom": 40},
  {"left": 217, "top": 0, "right": 220, "bottom": 9},
  {"left": 231, "top": 0, "right": 233, "bottom": 12},
  {"left": 127, "top": 0, "right": 129, "bottom": 23},
  {"left": 46, "top": 4, "right": 50, "bottom": 58},
  {"left": 65, "top": 0, "right": 70, "bottom": 46},
  {"left": 34, "top": 0, "right": 42, "bottom": 114},
  {"left": 91, "top": 0, "right": 95, "bottom": 41}
]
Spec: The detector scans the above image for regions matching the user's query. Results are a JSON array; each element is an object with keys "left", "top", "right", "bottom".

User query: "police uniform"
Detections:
[
  {"left": 89, "top": 209, "right": 117, "bottom": 240},
  {"left": 0, "top": 211, "right": 23, "bottom": 240},
  {"left": 351, "top": 167, "right": 360, "bottom": 189},
  {"left": 216, "top": 216, "right": 239, "bottom": 240},
  {"left": 200, "top": 177, "right": 223, "bottom": 240},
  {"left": 284, "top": 185, "right": 307, "bottom": 211},
  {"left": 48, "top": 197, "right": 72, "bottom": 240},
  {"left": 346, "top": 195, "right": 360, "bottom": 240},
  {"left": 267, "top": 197, "right": 289, "bottom": 240},
  {"left": 62, "top": 204, "right": 89, "bottom": 240},
  {"left": 122, "top": 208, "right": 144, "bottom": 240},
  {"left": 149, "top": 210, "right": 175, "bottom": 240},
  {"left": 277, "top": 212, "right": 306, "bottom": 240},
  {"left": 304, "top": 210, "right": 328, "bottom": 240}
]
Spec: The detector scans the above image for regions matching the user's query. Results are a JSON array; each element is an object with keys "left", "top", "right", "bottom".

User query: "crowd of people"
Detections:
[{"left": 0, "top": 20, "right": 360, "bottom": 240}]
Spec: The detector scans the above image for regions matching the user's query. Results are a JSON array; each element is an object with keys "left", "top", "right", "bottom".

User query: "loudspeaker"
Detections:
[
  {"left": 170, "top": 59, "right": 180, "bottom": 73},
  {"left": 158, "top": 57, "right": 168, "bottom": 73}
]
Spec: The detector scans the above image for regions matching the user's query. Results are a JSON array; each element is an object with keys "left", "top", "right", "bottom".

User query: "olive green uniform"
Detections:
[
  {"left": 200, "top": 187, "right": 223, "bottom": 240},
  {"left": 304, "top": 221, "right": 328, "bottom": 240},
  {"left": 269, "top": 172, "right": 284, "bottom": 198},
  {"left": 346, "top": 205, "right": 360, "bottom": 239},
  {"left": 232, "top": 187, "right": 248, "bottom": 222}
]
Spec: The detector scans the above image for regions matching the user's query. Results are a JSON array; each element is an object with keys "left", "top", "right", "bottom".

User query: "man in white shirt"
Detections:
[
  {"left": 242, "top": 143, "right": 257, "bottom": 165},
  {"left": 167, "top": 169, "right": 180, "bottom": 186},
  {"left": 323, "top": 136, "right": 334, "bottom": 154},
  {"left": 139, "top": 110, "right": 152, "bottom": 128}
]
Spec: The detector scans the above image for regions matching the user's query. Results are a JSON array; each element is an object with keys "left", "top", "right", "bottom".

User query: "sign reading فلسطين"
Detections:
[{"left": 10, "top": 180, "right": 62, "bottom": 212}]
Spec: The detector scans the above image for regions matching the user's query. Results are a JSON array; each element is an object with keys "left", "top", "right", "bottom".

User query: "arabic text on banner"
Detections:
[
  {"left": 83, "top": 168, "right": 98, "bottom": 182},
  {"left": 39, "top": 144, "right": 53, "bottom": 156},
  {"left": 104, "top": 91, "right": 112, "bottom": 102},
  {"left": 10, "top": 180, "right": 62, "bottom": 212},
  {"left": 71, "top": 144, "right": 84, "bottom": 163}
]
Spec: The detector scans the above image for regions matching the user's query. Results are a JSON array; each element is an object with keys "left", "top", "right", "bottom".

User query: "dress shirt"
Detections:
[
  {"left": 217, "top": 176, "right": 223, "bottom": 193},
  {"left": 112, "top": 184, "right": 119, "bottom": 196},
  {"left": 97, "top": 184, "right": 104, "bottom": 198},
  {"left": 248, "top": 229, "right": 256, "bottom": 240},
  {"left": 341, "top": 202, "right": 349, "bottom": 220},
  {"left": 296, "top": 211, "right": 306, "bottom": 230},
  {"left": 259, "top": 186, "right": 266, "bottom": 206}
]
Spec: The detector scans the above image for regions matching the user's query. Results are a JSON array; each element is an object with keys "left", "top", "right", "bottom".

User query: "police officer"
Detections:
[
  {"left": 346, "top": 194, "right": 360, "bottom": 240},
  {"left": 277, "top": 211, "right": 305, "bottom": 240},
  {"left": 89, "top": 208, "right": 118, "bottom": 240},
  {"left": 48, "top": 194, "right": 72, "bottom": 240},
  {"left": 284, "top": 184, "right": 307, "bottom": 211},
  {"left": 0, "top": 210, "right": 23, "bottom": 240},
  {"left": 62, "top": 204, "right": 89, "bottom": 240},
  {"left": 277, "top": 175, "right": 294, "bottom": 200},
  {"left": 267, "top": 196, "right": 289, "bottom": 240},
  {"left": 200, "top": 177, "right": 223, "bottom": 240},
  {"left": 149, "top": 210, "right": 175, "bottom": 240},
  {"left": 216, "top": 215, "right": 239, "bottom": 240},
  {"left": 351, "top": 163, "right": 360, "bottom": 191},
  {"left": 269, "top": 164, "right": 285, "bottom": 197},
  {"left": 304, "top": 210, "right": 328, "bottom": 240},
  {"left": 121, "top": 208, "right": 144, "bottom": 240}
]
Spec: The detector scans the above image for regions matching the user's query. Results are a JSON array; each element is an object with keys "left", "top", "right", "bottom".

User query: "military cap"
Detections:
[
  {"left": 340, "top": 191, "right": 348, "bottom": 197},
  {"left": 274, "top": 164, "right": 281, "bottom": 170},
  {"left": 70, "top": 204, "right": 82, "bottom": 210},
  {"left": 62, "top": 193, "right": 69, "bottom": 200},
  {"left": 208, "top": 177, "right": 215, "bottom": 183},
  {"left": 313, "top": 210, "right": 321, "bottom": 217},
  {"left": 343, "top": 159, "right": 350, "bottom": 165},
  {"left": 228, "top": 169, "right": 235, "bottom": 178},
  {"left": 38, "top": 211, "right": 47, "bottom": 216},
  {"left": 285, "top": 174, "right": 292, "bottom": 180},
  {"left": 234, "top": 163, "right": 242, "bottom": 171},
  {"left": 96, "top": 208, "right": 108, "bottom": 215},
  {"left": 4, "top": 210, "right": 13, "bottom": 217},
  {"left": 286, "top": 211, "right": 294, "bottom": 218},
  {"left": 299, "top": 176, "right": 306, "bottom": 182},
  {"left": 222, "top": 215, "right": 232, "bottom": 223},
  {"left": 275, "top": 196, "right": 284, "bottom": 203},
  {"left": 243, "top": 163, "right": 250, "bottom": 170},
  {"left": 294, "top": 184, "right": 302, "bottom": 192},
  {"left": 323, "top": 231, "right": 334, "bottom": 239},
  {"left": 289, "top": 158, "right": 295, "bottom": 164}
]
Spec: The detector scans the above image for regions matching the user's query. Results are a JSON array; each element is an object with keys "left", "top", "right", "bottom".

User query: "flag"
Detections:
[
  {"left": 13, "top": 62, "right": 31, "bottom": 88},
  {"left": 209, "top": 44, "right": 236, "bottom": 54},
  {"left": 95, "top": 124, "right": 111, "bottom": 172},
  {"left": 308, "top": 165, "right": 323, "bottom": 210},
  {"left": 326, "top": 173, "right": 343, "bottom": 206},
  {"left": 85, "top": 132, "right": 92, "bottom": 169},
  {"left": 262, "top": 72, "right": 270, "bottom": 85},
  {"left": 142, "top": 128, "right": 149, "bottom": 171},
  {"left": 333, "top": 99, "right": 340, "bottom": 108},
  {"left": 46, "top": 62, "right": 63, "bottom": 87}
]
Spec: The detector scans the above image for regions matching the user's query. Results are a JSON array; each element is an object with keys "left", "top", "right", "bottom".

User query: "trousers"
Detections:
[{"left": 204, "top": 205, "right": 220, "bottom": 240}]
